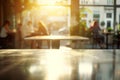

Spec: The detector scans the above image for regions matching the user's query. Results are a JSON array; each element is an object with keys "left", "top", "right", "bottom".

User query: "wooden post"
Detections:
[{"left": 70, "top": 0, "right": 80, "bottom": 36}]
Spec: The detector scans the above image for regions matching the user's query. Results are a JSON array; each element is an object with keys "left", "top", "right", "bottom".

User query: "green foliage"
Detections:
[
  {"left": 79, "top": 20, "right": 87, "bottom": 36},
  {"left": 118, "top": 24, "right": 120, "bottom": 31},
  {"left": 107, "top": 27, "right": 113, "bottom": 32}
]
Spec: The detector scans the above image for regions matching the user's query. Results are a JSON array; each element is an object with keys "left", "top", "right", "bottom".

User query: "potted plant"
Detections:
[{"left": 107, "top": 27, "right": 112, "bottom": 32}]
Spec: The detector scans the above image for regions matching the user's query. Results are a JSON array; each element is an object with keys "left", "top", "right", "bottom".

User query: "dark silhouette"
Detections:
[
  {"left": 90, "top": 21, "right": 105, "bottom": 48},
  {"left": 0, "top": 20, "right": 15, "bottom": 48}
]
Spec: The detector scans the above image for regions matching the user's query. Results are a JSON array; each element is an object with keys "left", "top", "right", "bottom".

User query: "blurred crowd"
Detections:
[{"left": 0, "top": 20, "right": 49, "bottom": 49}]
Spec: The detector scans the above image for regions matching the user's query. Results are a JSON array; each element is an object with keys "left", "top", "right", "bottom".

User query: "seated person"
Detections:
[
  {"left": 30, "top": 21, "right": 50, "bottom": 48},
  {"left": 0, "top": 20, "right": 15, "bottom": 48},
  {"left": 36, "top": 21, "right": 60, "bottom": 49},
  {"left": 36, "top": 21, "right": 49, "bottom": 35},
  {"left": 90, "top": 21, "right": 105, "bottom": 48}
]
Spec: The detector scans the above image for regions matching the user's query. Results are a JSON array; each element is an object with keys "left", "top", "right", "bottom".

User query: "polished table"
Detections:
[
  {"left": 24, "top": 35, "right": 89, "bottom": 40},
  {"left": 24, "top": 35, "right": 89, "bottom": 49},
  {"left": 0, "top": 49, "right": 119, "bottom": 80}
]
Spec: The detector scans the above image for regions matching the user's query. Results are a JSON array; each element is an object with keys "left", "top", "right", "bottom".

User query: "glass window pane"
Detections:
[
  {"left": 107, "top": 0, "right": 113, "bottom": 5},
  {"left": 36, "top": 0, "right": 71, "bottom": 5},
  {"left": 116, "top": 8, "right": 120, "bottom": 31},
  {"left": 79, "top": 6, "right": 113, "bottom": 29},
  {"left": 117, "top": 0, "right": 120, "bottom": 5},
  {"left": 93, "top": 14, "right": 100, "bottom": 18},
  {"left": 106, "top": 13, "right": 112, "bottom": 18},
  {"left": 26, "top": 6, "right": 70, "bottom": 35},
  {"left": 80, "top": 0, "right": 114, "bottom": 5}
]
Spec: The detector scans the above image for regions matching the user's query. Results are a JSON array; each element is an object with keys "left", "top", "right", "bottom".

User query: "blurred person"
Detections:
[
  {"left": 34, "top": 21, "right": 50, "bottom": 48},
  {"left": 90, "top": 21, "right": 105, "bottom": 48},
  {"left": 0, "top": 20, "right": 15, "bottom": 48},
  {"left": 21, "top": 21, "right": 36, "bottom": 48},
  {"left": 21, "top": 21, "right": 35, "bottom": 38},
  {"left": 37, "top": 21, "right": 49, "bottom": 35},
  {"left": 16, "top": 23, "right": 22, "bottom": 48},
  {"left": 23, "top": 21, "right": 50, "bottom": 48},
  {"left": 26, "top": 21, "right": 35, "bottom": 36}
]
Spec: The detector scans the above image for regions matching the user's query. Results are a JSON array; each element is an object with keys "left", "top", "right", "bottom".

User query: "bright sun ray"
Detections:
[
  {"left": 37, "top": 0, "right": 62, "bottom": 5},
  {"left": 29, "top": 53, "right": 72, "bottom": 80}
]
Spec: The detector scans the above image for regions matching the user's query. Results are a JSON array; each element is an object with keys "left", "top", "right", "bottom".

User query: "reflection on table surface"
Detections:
[
  {"left": 24, "top": 35, "right": 89, "bottom": 40},
  {"left": 0, "top": 49, "right": 120, "bottom": 80}
]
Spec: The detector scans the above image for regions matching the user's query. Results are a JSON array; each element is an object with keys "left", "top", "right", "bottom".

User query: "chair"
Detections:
[
  {"left": 0, "top": 37, "right": 10, "bottom": 49},
  {"left": 113, "top": 33, "right": 120, "bottom": 49},
  {"left": 91, "top": 33, "right": 105, "bottom": 49}
]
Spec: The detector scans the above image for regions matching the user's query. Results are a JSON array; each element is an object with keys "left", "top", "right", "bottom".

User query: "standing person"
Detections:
[
  {"left": 90, "top": 21, "right": 105, "bottom": 48},
  {"left": 0, "top": 20, "right": 15, "bottom": 48}
]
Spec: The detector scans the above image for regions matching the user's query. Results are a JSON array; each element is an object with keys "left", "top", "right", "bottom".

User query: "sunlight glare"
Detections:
[
  {"left": 37, "top": 0, "right": 62, "bottom": 5},
  {"left": 79, "top": 62, "right": 93, "bottom": 75},
  {"left": 29, "top": 65, "right": 37, "bottom": 74},
  {"left": 40, "top": 53, "right": 72, "bottom": 80}
]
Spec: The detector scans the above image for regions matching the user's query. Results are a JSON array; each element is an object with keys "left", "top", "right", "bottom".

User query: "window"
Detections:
[
  {"left": 93, "top": 14, "right": 100, "bottom": 23},
  {"left": 80, "top": 0, "right": 88, "bottom": 4},
  {"left": 107, "top": 0, "right": 113, "bottom": 5},
  {"left": 107, "top": 20, "right": 111, "bottom": 28},
  {"left": 106, "top": 13, "right": 112, "bottom": 18},
  {"left": 93, "top": 14, "right": 100, "bottom": 18},
  {"left": 119, "top": 15, "right": 120, "bottom": 24}
]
